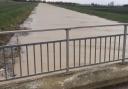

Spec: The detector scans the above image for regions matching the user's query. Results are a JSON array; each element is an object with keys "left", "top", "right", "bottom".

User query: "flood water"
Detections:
[{"left": 1, "top": 3, "right": 128, "bottom": 81}]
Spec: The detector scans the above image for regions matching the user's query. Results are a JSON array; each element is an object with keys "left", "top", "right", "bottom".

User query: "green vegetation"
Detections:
[
  {"left": 52, "top": 2, "right": 128, "bottom": 23},
  {"left": 0, "top": 0, "right": 38, "bottom": 44},
  {"left": 0, "top": 0, "right": 38, "bottom": 31}
]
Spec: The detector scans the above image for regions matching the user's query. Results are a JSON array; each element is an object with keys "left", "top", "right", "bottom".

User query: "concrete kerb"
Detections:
[
  {"left": 64, "top": 62, "right": 128, "bottom": 89},
  {"left": 1, "top": 62, "right": 128, "bottom": 89}
]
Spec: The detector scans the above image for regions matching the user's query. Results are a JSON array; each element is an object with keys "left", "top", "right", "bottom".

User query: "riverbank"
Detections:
[
  {"left": 0, "top": 0, "right": 38, "bottom": 79},
  {"left": 0, "top": 0, "right": 38, "bottom": 45},
  {"left": 50, "top": 2, "right": 128, "bottom": 23}
]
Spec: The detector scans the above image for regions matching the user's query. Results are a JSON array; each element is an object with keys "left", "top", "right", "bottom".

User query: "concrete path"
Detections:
[{"left": 1, "top": 3, "right": 127, "bottom": 80}]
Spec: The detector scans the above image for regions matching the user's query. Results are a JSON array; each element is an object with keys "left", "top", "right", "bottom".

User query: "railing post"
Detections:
[
  {"left": 122, "top": 25, "right": 127, "bottom": 64},
  {"left": 65, "top": 29, "right": 70, "bottom": 73}
]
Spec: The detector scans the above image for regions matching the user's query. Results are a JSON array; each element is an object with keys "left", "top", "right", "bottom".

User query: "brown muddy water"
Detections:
[{"left": 0, "top": 3, "right": 128, "bottom": 82}]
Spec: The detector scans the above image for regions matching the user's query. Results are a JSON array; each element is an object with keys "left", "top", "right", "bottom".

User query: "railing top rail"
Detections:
[
  {"left": 0, "top": 23, "right": 128, "bottom": 34},
  {"left": 0, "top": 33, "right": 125, "bottom": 48}
]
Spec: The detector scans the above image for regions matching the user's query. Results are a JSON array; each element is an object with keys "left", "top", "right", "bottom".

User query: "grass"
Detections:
[
  {"left": 0, "top": 0, "right": 38, "bottom": 31},
  {"left": 0, "top": 0, "right": 38, "bottom": 44},
  {"left": 53, "top": 3, "right": 128, "bottom": 23}
]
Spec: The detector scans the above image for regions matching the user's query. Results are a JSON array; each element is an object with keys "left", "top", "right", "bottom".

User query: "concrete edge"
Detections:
[{"left": 64, "top": 63, "right": 128, "bottom": 89}]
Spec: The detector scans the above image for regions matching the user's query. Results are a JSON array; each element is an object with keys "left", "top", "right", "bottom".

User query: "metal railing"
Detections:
[{"left": 0, "top": 23, "right": 127, "bottom": 81}]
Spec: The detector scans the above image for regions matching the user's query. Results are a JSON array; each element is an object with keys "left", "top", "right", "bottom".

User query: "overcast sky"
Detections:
[{"left": 46, "top": 0, "right": 128, "bottom": 5}]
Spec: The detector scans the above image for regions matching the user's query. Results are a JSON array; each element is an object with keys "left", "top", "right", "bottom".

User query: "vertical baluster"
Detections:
[
  {"left": 90, "top": 39, "right": 92, "bottom": 64},
  {"left": 118, "top": 36, "right": 121, "bottom": 60},
  {"left": 122, "top": 25, "right": 127, "bottom": 64},
  {"left": 40, "top": 44, "right": 43, "bottom": 73},
  {"left": 79, "top": 40, "right": 81, "bottom": 66},
  {"left": 99, "top": 37, "right": 102, "bottom": 63},
  {"left": 104, "top": 37, "right": 107, "bottom": 62},
  {"left": 65, "top": 29, "right": 70, "bottom": 73},
  {"left": 113, "top": 36, "right": 116, "bottom": 61},
  {"left": 95, "top": 38, "right": 97, "bottom": 64},
  {"left": 53, "top": 42, "right": 55, "bottom": 71},
  {"left": 33, "top": 45, "right": 36, "bottom": 74},
  {"left": 26, "top": 45, "right": 29, "bottom": 75},
  {"left": 11, "top": 47, "right": 15, "bottom": 78},
  {"left": 47, "top": 43, "right": 49, "bottom": 72},
  {"left": 109, "top": 37, "right": 112, "bottom": 62},
  {"left": 84, "top": 39, "right": 86, "bottom": 65},
  {"left": 60, "top": 42, "right": 62, "bottom": 70},
  {"left": 73, "top": 40, "right": 76, "bottom": 67},
  {"left": 3, "top": 48, "right": 7, "bottom": 80},
  {"left": 18, "top": 46, "right": 22, "bottom": 77}
]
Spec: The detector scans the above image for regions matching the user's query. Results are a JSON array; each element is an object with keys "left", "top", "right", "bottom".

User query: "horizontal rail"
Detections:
[
  {"left": 0, "top": 23, "right": 127, "bottom": 34},
  {"left": 0, "top": 24, "right": 127, "bottom": 82},
  {"left": 0, "top": 33, "right": 125, "bottom": 48},
  {"left": 0, "top": 58, "right": 127, "bottom": 82}
]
